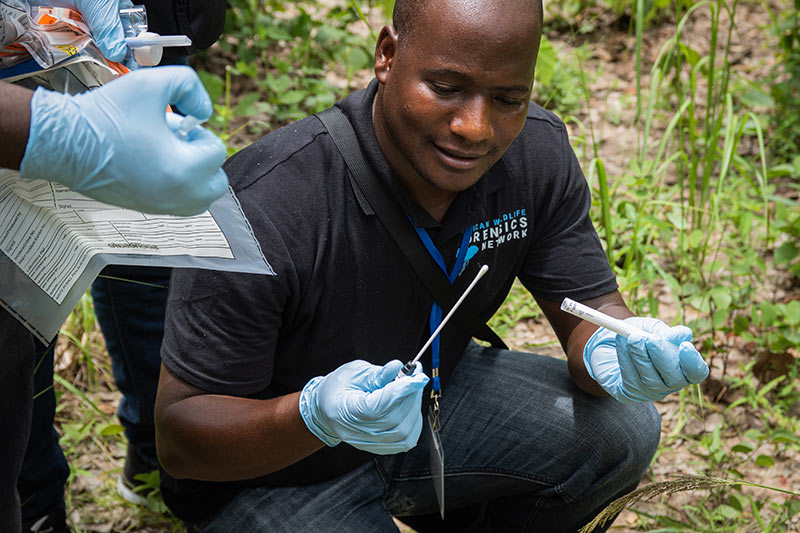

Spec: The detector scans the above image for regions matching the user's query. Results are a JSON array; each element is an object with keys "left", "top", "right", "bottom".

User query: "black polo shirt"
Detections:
[{"left": 160, "top": 79, "right": 618, "bottom": 522}]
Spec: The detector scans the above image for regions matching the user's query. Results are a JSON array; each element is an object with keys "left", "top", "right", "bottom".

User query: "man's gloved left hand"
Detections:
[
  {"left": 584, "top": 317, "right": 709, "bottom": 403},
  {"left": 69, "top": 0, "right": 127, "bottom": 62}
]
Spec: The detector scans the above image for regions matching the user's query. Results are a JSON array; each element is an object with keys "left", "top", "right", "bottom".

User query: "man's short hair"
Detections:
[{"left": 392, "top": 0, "right": 544, "bottom": 42}]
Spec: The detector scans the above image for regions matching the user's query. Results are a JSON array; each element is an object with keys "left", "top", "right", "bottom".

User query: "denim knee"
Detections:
[
  {"left": 557, "top": 398, "right": 661, "bottom": 507},
  {"left": 593, "top": 401, "right": 661, "bottom": 492}
]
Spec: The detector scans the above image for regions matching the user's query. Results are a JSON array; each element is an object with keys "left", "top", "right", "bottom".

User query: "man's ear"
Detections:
[{"left": 374, "top": 25, "right": 399, "bottom": 83}]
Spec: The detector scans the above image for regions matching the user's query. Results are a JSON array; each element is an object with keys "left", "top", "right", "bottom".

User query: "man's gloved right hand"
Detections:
[
  {"left": 69, "top": 0, "right": 127, "bottom": 62},
  {"left": 299, "top": 359, "right": 430, "bottom": 455},
  {"left": 20, "top": 66, "right": 228, "bottom": 215},
  {"left": 584, "top": 317, "right": 709, "bottom": 403}
]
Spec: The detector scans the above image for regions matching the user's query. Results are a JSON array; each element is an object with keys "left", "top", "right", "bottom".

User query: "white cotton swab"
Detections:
[{"left": 397, "top": 264, "right": 490, "bottom": 378}]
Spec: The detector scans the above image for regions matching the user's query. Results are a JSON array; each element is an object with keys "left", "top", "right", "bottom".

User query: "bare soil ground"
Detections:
[{"left": 53, "top": 1, "right": 798, "bottom": 531}]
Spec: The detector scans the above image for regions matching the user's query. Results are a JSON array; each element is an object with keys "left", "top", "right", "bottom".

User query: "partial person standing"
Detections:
[
  {"left": 16, "top": 0, "right": 227, "bottom": 527},
  {"left": 1, "top": 1, "right": 227, "bottom": 530}
]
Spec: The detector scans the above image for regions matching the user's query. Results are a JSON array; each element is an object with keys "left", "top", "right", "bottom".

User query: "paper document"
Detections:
[
  {"left": 1, "top": 170, "right": 273, "bottom": 344},
  {"left": 1, "top": 9, "right": 271, "bottom": 346},
  {"left": 1, "top": 173, "right": 235, "bottom": 304}
]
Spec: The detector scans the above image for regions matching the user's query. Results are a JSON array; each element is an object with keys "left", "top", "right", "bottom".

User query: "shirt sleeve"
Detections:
[
  {"left": 160, "top": 212, "right": 295, "bottom": 396},
  {"left": 518, "top": 120, "right": 618, "bottom": 301}
]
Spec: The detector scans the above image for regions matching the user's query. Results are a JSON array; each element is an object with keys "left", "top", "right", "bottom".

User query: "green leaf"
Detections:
[
  {"left": 263, "top": 24, "right": 292, "bottom": 41},
  {"left": 314, "top": 24, "right": 348, "bottom": 43},
  {"left": 343, "top": 47, "right": 371, "bottom": 72},
  {"left": 679, "top": 43, "right": 702, "bottom": 67},
  {"left": 98, "top": 423, "right": 125, "bottom": 437},
  {"left": 665, "top": 210, "right": 687, "bottom": 230},
  {"left": 688, "top": 229, "right": 704, "bottom": 248},
  {"left": 712, "top": 307, "right": 728, "bottom": 329},
  {"left": 738, "top": 86, "right": 775, "bottom": 109},
  {"left": 744, "top": 429, "right": 764, "bottom": 441},
  {"left": 534, "top": 37, "right": 557, "bottom": 87},
  {"left": 234, "top": 92, "right": 262, "bottom": 117},
  {"left": 311, "top": 91, "right": 337, "bottom": 110},
  {"left": 785, "top": 300, "right": 800, "bottom": 326},
  {"left": 732, "top": 442, "right": 754, "bottom": 453},
  {"left": 262, "top": 74, "right": 292, "bottom": 94},
  {"left": 710, "top": 286, "right": 732, "bottom": 310},
  {"left": 717, "top": 504, "right": 741, "bottom": 519},
  {"left": 771, "top": 430, "right": 799, "bottom": 444},
  {"left": 754, "top": 454, "right": 775, "bottom": 467},
  {"left": 759, "top": 302, "right": 778, "bottom": 327},
  {"left": 280, "top": 90, "right": 308, "bottom": 105},
  {"left": 727, "top": 494, "right": 744, "bottom": 512},
  {"left": 197, "top": 70, "right": 224, "bottom": 103},
  {"left": 733, "top": 315, "right": 750, "bottom": 335},
  {"left": 774, "top": 241, "right": 798, "bottom": 265}
]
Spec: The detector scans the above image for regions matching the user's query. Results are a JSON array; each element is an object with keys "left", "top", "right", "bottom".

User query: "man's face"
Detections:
[{"left": 373, "top": 0, "right": 541, "bottom": 203}]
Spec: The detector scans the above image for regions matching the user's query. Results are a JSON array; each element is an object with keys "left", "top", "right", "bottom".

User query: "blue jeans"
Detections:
[
  {"left": 202, "top": 342, "right": 662, "bottom": 532},
  {"left": 1, "top": 308, "right": 38, "bottom": 532},
  {"left": 16, "top": 56, "right": 185, "bottom": 522},
  {"left": 18, "top": 339, "right": 68, "bottom": 522},
  {"left": 90, "top": 265, "right": 170, "bottom": 470}
]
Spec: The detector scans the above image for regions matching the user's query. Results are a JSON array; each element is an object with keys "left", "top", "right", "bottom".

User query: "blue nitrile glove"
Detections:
[
  {"left": 583, "top": 317, "right": 709, "bottom": 403},
  {"left": 299, "top": 359, "right": 430, "bottom": 455},
  {"left": 20, "top": 66, "right": 228, "bottom": 215},
  {"left": 69, "top": 0, "right": 127, "bottom": 61}
]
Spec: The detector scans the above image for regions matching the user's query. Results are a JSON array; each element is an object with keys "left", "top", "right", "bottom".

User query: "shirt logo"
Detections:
[
  {"left": 458, "top": 208, "right": 528, "bottom": 276},
  {"left": 470, "top": 208, "right": 529, "bottom": 251}
]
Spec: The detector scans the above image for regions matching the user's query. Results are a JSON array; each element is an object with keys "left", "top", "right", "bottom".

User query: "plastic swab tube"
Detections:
[
  {"left": 560, "top": 298, "right": 653, "bottom": 339},
  {"left": 126, "top": 34, "right": 192, "bottom": 48},
  {"left": 397, "top": 264, "right": 490, "bottom": 378},
  {"left": 126, "top": 32, "right": 192, "bottom": 66}
]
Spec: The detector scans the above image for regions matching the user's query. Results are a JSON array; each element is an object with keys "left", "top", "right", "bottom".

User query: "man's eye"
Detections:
[
  {"left": 496, "top": 96, "right": 524, "bottom": 107},
  {"left": 430, "top": 83, "right": 457, "bottom": 95}
]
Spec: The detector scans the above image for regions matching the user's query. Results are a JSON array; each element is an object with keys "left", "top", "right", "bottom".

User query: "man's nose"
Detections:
[{"left": 449, "top": 97, "right": 493, "bottom": 143}]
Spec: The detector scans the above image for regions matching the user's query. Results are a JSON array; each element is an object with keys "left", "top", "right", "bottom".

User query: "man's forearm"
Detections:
[
  {"left": 155, "top": 364, "right": 325, "bottom": 481},
  {"left": 567, "top": 297, "right": 634, "bottom": 396},
  {"left": 538, "top": 292, "right": 634, "bottom": 397},
  {"left": 0, "top": 82, "right": 33, "bottom": 169}
]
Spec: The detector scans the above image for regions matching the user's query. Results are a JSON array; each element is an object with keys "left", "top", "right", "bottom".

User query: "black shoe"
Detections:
[
  {"left": 21, "top": 506, "right": 68, "bottom": 533},
  {"left": 117, "top": 444, "right": 158, "bottom": 505}
]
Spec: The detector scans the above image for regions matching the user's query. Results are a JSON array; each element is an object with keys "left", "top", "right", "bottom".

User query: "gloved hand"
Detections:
[
  {"left": 69, "top": 0, "right": 127, "bottom": 62},
  {"left": 584, "top": 317, "right": 709, "bottom": 403},
  {"left": 299, "top": 359, "right": 430, "bottom": 455},
  {"left": 20, "top": 66, "right": 229, "bottom": 216}
]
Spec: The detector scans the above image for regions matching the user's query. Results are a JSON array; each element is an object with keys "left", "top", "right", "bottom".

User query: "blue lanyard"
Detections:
[{"left": 412, "top": 225, "right": 471, "bottom": 396}]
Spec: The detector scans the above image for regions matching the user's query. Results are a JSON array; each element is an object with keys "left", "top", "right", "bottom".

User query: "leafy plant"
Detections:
[
  {"left": 198, "top": 0, "right": 374, "bottom": 146},
  {"left": 564, "top": 0, "right": 800, "bottom": 528},
  {"left": 131, "top": 469, "right": 170, "bottom": 514},
  {"left": 533, "top": 37, "right": 593, "bottom": 117},
  {"left": 488, "top": 281, "right": 542, "bottom": 339},
  {"left": 765, "top": 1, "right": 800, "bottom": 163}
]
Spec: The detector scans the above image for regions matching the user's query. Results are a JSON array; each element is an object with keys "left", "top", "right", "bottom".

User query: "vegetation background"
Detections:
[{"left": 49, "top": 0, "right": 799, "bottom": 530}]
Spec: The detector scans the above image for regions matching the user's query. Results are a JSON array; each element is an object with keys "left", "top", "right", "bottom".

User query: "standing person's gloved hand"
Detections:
[
  {"left": 584, "top": 317, "right": 709, "bottom": 403},
  {"left": 20, "top": 66, "right": 228, "bottom": 215},
  {"left": 68, "top": 0, "right": 127, "bottom": 61},
  {"left": 299, "top": 359, "right": 430, "bottom": 455}
]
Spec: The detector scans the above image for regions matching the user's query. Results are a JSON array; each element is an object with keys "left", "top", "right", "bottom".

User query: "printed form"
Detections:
[{"left": 0, "top": 170, "right": 234, "bottom": 304}]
